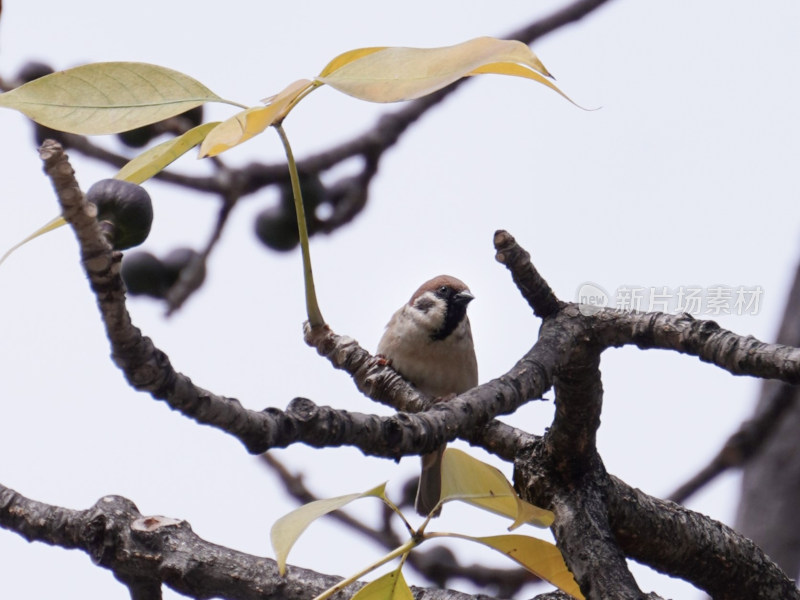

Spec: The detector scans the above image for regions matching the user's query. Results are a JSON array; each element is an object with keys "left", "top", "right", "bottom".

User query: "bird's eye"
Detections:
[{"left": 438, "top": 285, "right": 449, "bottom": 295}]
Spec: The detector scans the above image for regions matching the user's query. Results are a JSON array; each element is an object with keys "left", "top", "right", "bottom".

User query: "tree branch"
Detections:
[
  {"left": 494, "top": 230, "right": 562, "bottom": 318},
  {"left": 42, "top": 140, "right": 563, "bottom": 462},
  {"left": 735, "top": 258, "right": 800, "bottom": 577},
  {"left": 0, "top": 481, "right": 585, "bottom": 600},
  {"left": 515, "top": 427, "right": 799, "bottom": 599},
  {"left": 517, "top": 324, "right": 651, "bottom": 598},
  {"left": 491, "top": 230, "right": 798, "bottom": 598},
  {"left": 590, "top": 308, "right": 800, "bottom": 382},
  {"left": 42, "top": 140, "right": 800, "bottom": 598},
  {"left": 0, "top": 482, "right": 348, "bottom": 600},
  {"left": 668, "top": 382, "right": 797, "bottom": 504},
  {"left": 607, "top": 476, "right": 799, "bottom": 600},
  {"left": 43, "top": 143, "right": 800, "bottom": 466}
]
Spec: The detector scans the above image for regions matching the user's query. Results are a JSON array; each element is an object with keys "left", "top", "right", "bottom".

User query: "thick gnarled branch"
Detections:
[
  {"left": 41, "top": 141, "right": 800, "bottom": 599},
  {"left": 42, "top": 141, "right": 560, "bottom": 460},
  {"left": 606, "top": 476, "right": 798, "bottom": 600},
  {"left": 0, "top": 481, "right": 592, "bottom": 600},
  {"left": 490, "top": 231, "right": 798, "bottom": 599}
]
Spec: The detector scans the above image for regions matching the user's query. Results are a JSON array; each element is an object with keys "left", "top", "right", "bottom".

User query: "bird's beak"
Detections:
[{"left": 453, "top": 290, "right": 475, "bottom": 307}]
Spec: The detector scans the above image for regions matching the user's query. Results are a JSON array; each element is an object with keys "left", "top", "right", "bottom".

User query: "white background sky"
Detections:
[{"left": 0, "top": 1, "right": 798, "bottom": 598}]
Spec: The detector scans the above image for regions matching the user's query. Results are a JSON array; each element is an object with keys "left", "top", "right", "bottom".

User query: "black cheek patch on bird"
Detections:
[
  {"left": 431, "top": 300, "right": 468, "bottom": 341},
  {"left": 415, "top": 296, "right": 436, "bottom": 313}
]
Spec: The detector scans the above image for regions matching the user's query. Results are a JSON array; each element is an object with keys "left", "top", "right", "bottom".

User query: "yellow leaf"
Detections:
[
  {"left": 471, "top": 534, "right": 584, "bottom": 599},
  {"left": 318, "top": 47, "right": 386, "bottom": 78},
  {"left": 315, "top": 36, "right": 573, "bottom": 104},
  {"left": 349, "top": 569, "right": 413, "bottom": 600},
  {"left": 469, "top": 63, "right": 577, "bottom": 106},
  {"left": 199, "top": 79, "right": 315, "bottom": 158},
  {"left": 439, "top": 448, "right": 553, "bottom": 529},
  {"left": 0, "top": 62, "right": 235, "bottom": 134},
  {"left": 115, "top": 121, "right": 221, "bottom": 184},
  {"left": 0, "top": 215, "right": 66, "bottom": 267},
  {"left": 270, "top": 483, "right": 387, "bottom": 576}
]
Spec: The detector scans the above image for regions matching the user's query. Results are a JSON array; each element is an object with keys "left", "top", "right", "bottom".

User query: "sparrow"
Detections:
[{"left": 377, "top": 275, "right": 479, "bottom": 516}]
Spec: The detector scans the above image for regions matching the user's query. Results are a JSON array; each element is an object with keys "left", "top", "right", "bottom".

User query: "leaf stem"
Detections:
[
  {"left": 378, "top": 493, "right": 416, "bottom": 537},
  {"left": 310, "top": 538, "right": 418, "bottom": 600},
  {"left": 421, "top": 530, "right": 474, "bottom": 543},
  {"left": 223, "top": 99, "right": 251, "bottom": 110},
  {"left": 415, "top": 499, "right": 445, "bottom": 535},
  {"left": 274, "top": 122, "right": 325, "bottom": 327}
]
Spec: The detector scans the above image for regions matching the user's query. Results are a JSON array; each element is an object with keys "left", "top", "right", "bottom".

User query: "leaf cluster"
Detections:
[
  {"left": 271, "top": 449, "right": 582, "bottom": 600},
  {"left": 0, "top": 36, "right": 575, "bottom": 326}
]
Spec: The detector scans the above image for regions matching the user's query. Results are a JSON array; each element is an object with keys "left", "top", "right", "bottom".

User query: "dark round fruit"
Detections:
[
  {"left": 121, "top": 251, "right": 169, "bottom": 298},
  {"left": 255, "top": 205, "right": 299, "bottom": 252},
  {"left": 162, "top": 247, "right": 198, "bottom": 273},
  {"left": 117, "top": 125, "right": 158, "bottom": 148},
  {"left": 16, "top": 62, "right": 70, "bottom": 147},
  {"left": 117, "top": 106, "right": 205, "bottom": 148},
  {"left": 179, "top": 105, "right": 204, "bottom": 128},
  {"left": 162, "top": 247, "right": 205, "bottom": 288},
  {"left": 279, "top": 173, "right": 327, "bottom": 214},
  {"left": 17, "top": 61, "right": 54, "bottom": 83},
  {"left": 86, "top": 179, "right": 154, "bottom": 250}
]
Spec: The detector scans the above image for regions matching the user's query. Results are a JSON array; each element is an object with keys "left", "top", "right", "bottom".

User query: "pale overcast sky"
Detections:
[{"left": 0, "top": 1, "right": 798, "bottom": 598}]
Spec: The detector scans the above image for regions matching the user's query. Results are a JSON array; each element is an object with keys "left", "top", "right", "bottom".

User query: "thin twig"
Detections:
[{"left": 669, "top": 383, "right": 798, "bottom": 504}]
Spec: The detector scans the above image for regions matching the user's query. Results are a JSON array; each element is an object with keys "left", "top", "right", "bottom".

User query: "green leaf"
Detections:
[
  {"left": 0, "top": 215, "right": 66, "bottom": 267},
  {"left": 270, "top": 483, "right": 387, "bottom": 575},
  {"left": 115, "top": 121, "right": 220, "bottom": 184},
  {"left": 199, "top": 79, "right": 315, "bottom": 158},
  {"left": 439, "top": 448, "right": 554, "bottom": 529},
  {"left": 315, "top": 36, "right": 577, "bottom": 105},
  {"left": 469, "top": 534, "right": 584, "bottom": 599},
  {"left": 0, "top": 62, "right": 236, "bottom": 134},
  {"left": 349, "top": 569, "right": 413, "bottom": 600}
]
